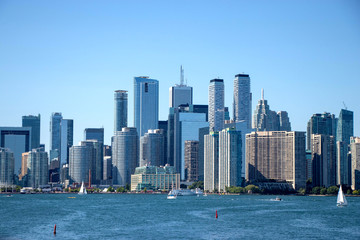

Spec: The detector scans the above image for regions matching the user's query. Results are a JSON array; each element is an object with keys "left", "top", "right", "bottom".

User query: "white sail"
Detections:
[
  {"left": 337, "top": 185, "right": 347, "bottom": 206},
  {"left": 78, "top": 181, "right": 87, "bottom": 195}
]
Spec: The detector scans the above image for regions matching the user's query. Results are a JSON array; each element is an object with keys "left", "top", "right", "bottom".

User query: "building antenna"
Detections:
[
  {"left": 343, "top": 101, "right": 347, "bottom": 110},
  {"left": 261, "top": 88, "right": 264, "bottom": 101},
  {"left": 180, "top": 65, "right": 184, "bottom": 86}
]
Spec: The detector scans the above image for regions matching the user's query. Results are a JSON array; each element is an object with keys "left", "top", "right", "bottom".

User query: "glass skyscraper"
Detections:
[
  {"left": 134, "top": 76, "right": 159, "bottom": 137},
  {"left": 208, "top": 79, "right": 224, "bottom": 132},
  {"left": 233, "top": 74, "right": 252, "bottom": 129},
  {"left": 27, "top": 148, "right": 48, "bottom": 188},
  {"left": 50, "top": 112, "right": 63, "bottom": 161},
  {"left": 60, "top": 119, "right": 73, "bottom": 166},
  {"left": 22, "top": 114, "right": 41, "bottom": 150},
  {"left": 114, "top": 90, "right": 128, "bottom": 133},
  {"left": 69, "top": 142, "right": 93, "bottom": 184},
  {"left": 0, "top": 148, "right": 14, "bottom": 185}
]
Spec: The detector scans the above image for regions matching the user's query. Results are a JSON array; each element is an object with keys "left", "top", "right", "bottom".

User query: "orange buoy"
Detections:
[
  {"left": 54, "top": 224, "right": 56, "bottom": 235},
  {"left": 215, "top": 210, "right": 218, "bottom": 219}
]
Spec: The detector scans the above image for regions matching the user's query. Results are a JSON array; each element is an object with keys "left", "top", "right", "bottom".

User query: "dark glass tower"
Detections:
[{"left": 22, "top": 114, "right": 40, "bottom": 150}]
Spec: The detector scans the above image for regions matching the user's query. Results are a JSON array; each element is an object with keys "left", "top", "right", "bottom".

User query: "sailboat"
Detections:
[
  {"left": 78, "top": 181, "right": 87, "bottom": 195},
  {"left": 337, "top": 185, "right": 347, "bottom": 207}
]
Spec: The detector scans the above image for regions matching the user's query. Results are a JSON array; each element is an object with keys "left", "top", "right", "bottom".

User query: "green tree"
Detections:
[
  {"left": 347, "top": 189, "right": 352, "bottom": 195},
  {"left": 298, "top": 188, "right": 306, "bottom": 195},
  {"left": 327, "top": 186, "right": 338, "bottom": 195},
  {"left": 108, "top": 186, "right": 115, "bottom": 192},
  {"left": 312, "top": 186, "right": 321, "bottom": 194},
  {"left": 320, "top": 187, "right": 327, "bottom": 195},
  {"left": 116, "top": 187, "right": 125, "bottom": 193},
  {"left": 245, "top": 185, "right": 260, "bottom": 193},
  {"left": 353, "top": 190, "right": 359, "bottom": 195},
  {"left": 143, "top": 187, "right": 147, "bottom": 193}
]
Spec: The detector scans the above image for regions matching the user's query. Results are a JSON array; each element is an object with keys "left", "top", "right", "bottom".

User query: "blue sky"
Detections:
[{"left": 1, "top": 0, "right": 359, "bottom": 147}]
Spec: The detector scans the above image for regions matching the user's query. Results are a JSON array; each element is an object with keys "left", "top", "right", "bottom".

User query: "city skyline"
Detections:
[{"left": 1, "top": 1, "right": 360, "bottom": 148}]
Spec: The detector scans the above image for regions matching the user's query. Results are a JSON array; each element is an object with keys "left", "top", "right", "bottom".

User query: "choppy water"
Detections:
[{"left": 1, "top": 194, "right": 360, "bottom": 239}]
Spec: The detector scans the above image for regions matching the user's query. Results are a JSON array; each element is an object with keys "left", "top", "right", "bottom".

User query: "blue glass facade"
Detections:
[{"left": 22, "top": 114, "right": 41, "bottom": 150}]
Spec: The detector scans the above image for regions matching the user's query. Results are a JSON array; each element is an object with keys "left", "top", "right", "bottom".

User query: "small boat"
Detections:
[
  {"left": 167, "top": 193, "right": 177, "bottom": 200},
  {"left": 337, "top": 185, "right": 347, "bottom": 207},
  {"left": 68, "top": 197, "right": 76, "bottom": 199},
  {"left": 274, "top": 197, "right": 282, "bottom": 201},
  {"left": 6, "top": 194, "right": 13, "bottom": 197},
  {"left": 78, "top": 181, "right": 87, "bottom": 195}
]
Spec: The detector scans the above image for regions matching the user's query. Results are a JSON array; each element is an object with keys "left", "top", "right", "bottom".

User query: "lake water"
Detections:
[{"left": 1, "top": 194, "right": 360, "bottom": 239}]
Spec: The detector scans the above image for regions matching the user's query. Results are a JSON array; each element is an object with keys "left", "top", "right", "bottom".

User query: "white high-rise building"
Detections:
[
  {"left": 27, "top": 148, "right": 49, "bottom": 188},
  {"left": 204, "top": 132, "right": 219, "bottom": 192},
  {"left": 233, "top": 74, "right": 252, "bottom": 129},
  {"left": 0, "top": 148, "right": 14, "bottom": 185},
  {"left": 208, "top": 79, "right": 224, "bottom": 132},
  {"left": 350, "top": 137, "right": 360, "bottom": 190}
]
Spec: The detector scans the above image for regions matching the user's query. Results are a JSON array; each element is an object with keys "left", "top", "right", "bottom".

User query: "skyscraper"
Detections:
[
  {"left": 350, "top": 137, "right": 360, "bottom": 190},
  {"left": 169, "top": 66, "right": 193, "bottom": 108},
  {"left": 208, "top": 79, "right": 224, "bottom": 132},
  {"left": 22, "top": 114, "right": 40, "bottom": 150},
  {"left": 81, "top": 140, "right": 102, "bottom": 184},
  {"left": 140, "top": 129, "right": 165, "bottom": 167},
  {"left": 60, "top": 119, "right": 73, "bottom": 166},
  {"left": 84, "top": 128, "right": 104, "bottom": 182},
  {"left": 114, "top": 90, "right": 128, "bottom": 133},
  {"left": 233, "top": 74, "right": 252, "bottom": 129},
  {"left": 246, "top": 131, "right": 306, "bottom": 190},
  {"left": 278, "top": 111, "right": 291, "bottom": 131},
  {"left": 0, "top": 127, "right": 31, "bottom": 175},
  {"left": 0, "top": 148, "right": 14, "bottom": 185},
  {"left": 112, "top": 127, "right": 138, "bottom": 186},
  {"left": 69, "top": 142, "right": 93, "bottom": 184},
  {"left": 50, "top": 112, "right": 63, "bottom": 161},
  {"left": 184, "top": 140, "right": 199, "bottom": 182},
  {"left": 252, "top": 90, "right": 280, "bottom": 131},
  {"left": 204, "top": 132, "right": 219, "bottom": 192},
  {"left": 306, "top": 112, "right": 337, "bottom": 151},
  {"left": 27, "top": 148, "right": 48, "bottom": 188},
  {"left": 311, "top": 134, "right": 336, "bottom": 187},
  {"left": 134, "top": 76, "right": 159, "bottom": 137},
  {"left": 337, "top": 109, "right": 354, "bottom": 144}
]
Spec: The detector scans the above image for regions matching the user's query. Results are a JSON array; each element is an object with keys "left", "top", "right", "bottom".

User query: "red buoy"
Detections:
[
  {"left": 215, "top": 210, "right": 218, "bottom": 219},
  {"left": 54, "top": 224, "right": 56, "bottom": 235}
]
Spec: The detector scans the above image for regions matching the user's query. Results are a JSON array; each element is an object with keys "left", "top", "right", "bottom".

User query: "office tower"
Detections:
[
  {"left": 278, "top": 111, "right": 291, "bottom": 131},
  {"left": 224, "top": 107, "right": 230, "bottom": 121},
  {"left": 27, "top": 148, "right": 48, "bottom": 188},
  {"left": 208, "top": 79, "right": 224, "bottom": 132},
  {"left": 184, "top": 140, "right": 199, "bottom": 182},
  {"left": 131, "top": 165, "right": 180, "bottom": 191},
  {"left": 198, "top": 127, "right": 209, "bottom": 181},
  {"left": 252, "top": 90, "right": 279, "bottom": 131},
  {"left": 81, "top": 140, "right": 101, "bottom": 184},
  {"left": 0, "top": 127, "right": 31, "bottom": 175},
  {"left": 169, "top": 66, "right": 193, "bottom": 108},
  {"left": 224, "top": 121, "right": 250, "bottom": 178},
  {"left": 173, "top": 111, "right": 208, "bottom": 180},
  {"left": 311, "top": 134, "right": 336, "bottom": 187},
  {"left": 246, "top": 131, "right": 306, "bottom": 190},
  {"left": 204, "top": 132, "right": 219, "bottom": 192},
  {"left": 48, "top": 158, "right": 60, "bottom": 183},
  {"left": 50, "top": 112, "right": 62, "bottom": 151},
  {"left": 22, "top": 114, "right": 40, "bottom": 150},
  {"left": 103, "top": 156, "right": 112, "bottom": 182},
  {"left": 114, "top": 90, "right": 128, "bottom": 133},
  {"left": 20, "top": 152, "right": 29, "bottom": 180},
  {"left": 158, "top": 120, "right": 168, "bottom": 165},
  {"left": 233, "top": 74, "right": 252, "bottom": 129},
  {"left": 112, "top": 127, "right": 138, "bottom": 186},
  {"left": 350, "top": 137, "right": 360, "bottom": 190},
  {"left": 306, "top": 112, "right": 337, "bottom": 151},
  {"left": 336, "top": 109, "right": 353, "bottom": 186},
  {"left": 140, "top": 129, "right": 164, "bottom": 167},
  {"left": 305, "top": 150, "right": 312, "bottom": 182},
  {"left": 0, "top": 148, "right": 14, "bottom": 185},
  {"left": 60, "top": 164, "right": 69, "bottom": 184},
  {"left": 189, "top": 104, "right": 209, "bottom": 121},
  {"left": 60, "top": 119, "right": 73, "bottom": 166},
  {"left": 104, "top": 145, "right": 112, "bottom": 157},
  {"left": 134, "top": 76, "right": 159, "bottom": 137},
  {"left": 219, "top": 128, "right": 242, "bottom": 191},
  {"left": 84, "top": 128, "right": 104, "bottom": 182},
  {"left": 69, "top": 142, "right": 94, "bottom": 184}
]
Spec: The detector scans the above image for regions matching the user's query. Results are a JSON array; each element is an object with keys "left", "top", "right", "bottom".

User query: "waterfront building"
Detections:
[
  {"left": 103, "top": 156, "right": 112, "bottom": 182},
  {"left": 306, "top": 112, "right": 337, "bottom": 151},
  {"left": 169, "top": 66, "right": 192, "bottom": 108},
  {"left": 0, "top": 148, "right": 14, "bottom": 185},
  {"left": 84, "top": 128, "right": 104, "bottom": 182},
  {"left": 20, "top": 152, "right": 29, "bottom": 180},
  {"left": 305, "top": 150, "right": 312, "bottom": 182},
  {"left": 0, "top": 127, "right": 31, "bottom": 175},
  {"left": 208, "top": 79, "right": 224, "bottom": 132},
  {"left": 60, "top": 164, "right": 69, "bottom": 184},
  {"left": 60, "top": 119, "right": 73, "bottom": 166},
  {"left": 350, "top": 137, "right": 360, "bottom": 190},
  {"left": 246, "top": 131, "right": 306, "bottom": 190},
  {"left": 81, "top": 140, "right": 102, "bottom": 184},
  {"left": 184, "top": 140, "right": 199, "bottom": 182},
  {"left": 252, "top": 90, "right": 280, "bottom": 131},
  {"left": 130, "top": 165, "right": 179, "bottom": 192},
  {"left": 112, "top": 127, "right": 138, "bottom": 186},
  {"left": 233, "top": 74, "right": 252, "bottom": 129},
  {"left": 22, "top": 114, "right": 40, "bottom": 150},
  {"left": 204, "top": 132, "right": 219, "bottom": 192},
  {"left": 114, "top": 90, "right": 128, "bottom": 133},
  {"left": 219, "top": 128, "right": 242, "bottom": 191},
  {"left": 198, "top": 126, "right": 209, "bottom": 181},
  {"left": 50, "top": 112, "right": 63, "bottom": 161},
  {"left": 134, "top": 76, "right": 159, "bottom": 137},
  {"left": 140, "top": 129, "right": 165, "bottom": 167},
  {"left": 336, "top": 109, "right": 354, "bottom": 186},
  {"left": 69, "top": 142, "right": 93, "bottom": 184},
  {"left": 27, "top": 148, "right": 49, "bottom": 188},
  {"left": 311, "top": 134, "right": 336, "bottom": 187}
]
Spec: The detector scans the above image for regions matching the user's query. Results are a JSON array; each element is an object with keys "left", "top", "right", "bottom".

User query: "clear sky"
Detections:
[{"left": 1, "top": 0, "right": 359, "bottom": 148}]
